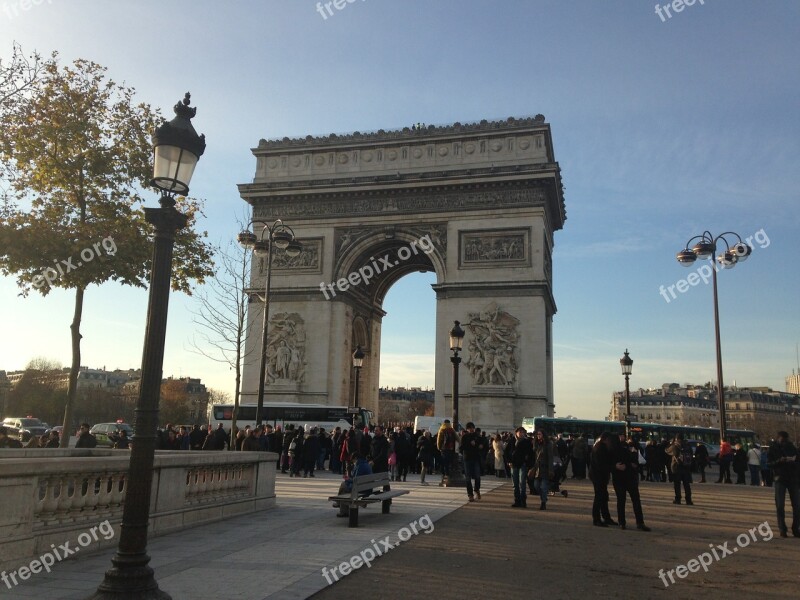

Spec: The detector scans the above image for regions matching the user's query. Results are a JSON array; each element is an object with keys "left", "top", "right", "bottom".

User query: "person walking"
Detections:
[
  {"left": 460, "top": 422, "right": 485, "bottom": 501},
  {"left": 694, "top": 441, "right": 709, "bottom": 483},
  {"left": 436, "top": 420, "right": 457, "bottom": 485},
  {"left": 667, "top": 433, "right": 694, "bottom": 505},
  {"left": 590, "top": 432, "right": 617, "bottom": 527},
  {"left": 370, "top": 425, "right": 390, "bottom": 474},
  {"left": 747, "top": 444, "right": 762, "bottom": 486},
  {"left": 492, "top": 434, "right": 506, "bottom": 478},
  {"left": 571, "top": 434, "right": 589, "bottom": 479},
  {"left": 611, "top": 434, "right": 650, "bottom": 531},
  {"left": 505, "top": 427, "right": 533, "bottom": 508},
  {"left": 733, "top": 443, "right": 748, "bottom": 484},
  {"left": 767, "top": 431, "right": 800, "bottom": 538},
  {"left": 530, "top": 430, "right": 554, "bottom": 510},
  {"left": 760, "top": 441, "right": 773, "bottom": 487},
  {"left": 417, "top": 430, "right": 434, "bottom": 485},
  {"left": 717, "top": 438, "right": 734, "bottom": 483}
]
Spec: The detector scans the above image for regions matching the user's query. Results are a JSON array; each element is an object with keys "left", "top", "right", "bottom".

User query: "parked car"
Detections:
[
  {"left": 90, "top": 422, "right": 133, "bottom": 447},
  {"left": 2, "top": 417, "right": 49, "bottom": 442}
]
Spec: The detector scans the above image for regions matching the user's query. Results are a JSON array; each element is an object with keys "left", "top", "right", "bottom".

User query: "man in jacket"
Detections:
[
  {"left": 505, "top": 426, "right": 533, "bottom": 508},
  {"left": 370, "top": 425, "right": 390, "bottom": 473},
  {"left": 611, "top": 434, "right": 650, "bottom": 531},
  {"left": 460, "top": 422, "right": 485, "bottom": 501},
  {"left": 717, "top": 438, "right": 734, "bottom": 483},
  {"left": 667, "top": 433, "right": 693, "bottom": 505},
  {"left": 531, "top": 430, "right": 554, "bottom": 510},
  {"left": 571, "top": 435, "right": 589, "bottom": 479},
  {"left": 75, "top": 423, "right": 97, "bottom": 448},
  {"left": 0, "top": 426, "right": 23, "bottom": 448},
  {"left": 590, "top": 432, "right": 617, "bottom": 526},
  {"left": 767, "top": 431, "right": 800, "bottom": 537}
]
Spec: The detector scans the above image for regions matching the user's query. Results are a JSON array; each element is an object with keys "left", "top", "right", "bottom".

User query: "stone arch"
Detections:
[{"left": 239, "top": 116, "right": 565, "bottom": 430}]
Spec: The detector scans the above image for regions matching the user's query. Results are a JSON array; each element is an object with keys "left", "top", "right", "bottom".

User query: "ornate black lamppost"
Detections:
[
  {"left": 90, "top": 93, "right": 205, "bottom": 599},
  {"left": 676, "top": 231, "right": 751, "bottom": 443},
  {"left": 238, "top": 221, "right": 301, "bottom": 426},
  {"left": 620, "top": 349, "right": 633, "bottom": 438},
  {"left": 445, "top": 320, "right": 466, "bottom": 487},
  {"left": 352, "top": 345, "right": 365, "bottom": 409}
]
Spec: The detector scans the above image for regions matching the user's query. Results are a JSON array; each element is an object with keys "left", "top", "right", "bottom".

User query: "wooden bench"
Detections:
[{"left": 328, "top": 472, "right": 410, "bottom": 527}]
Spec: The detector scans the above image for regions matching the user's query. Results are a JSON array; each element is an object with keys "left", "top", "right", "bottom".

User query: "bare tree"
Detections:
[{"left": 188, "top": 215, "right": 254, "bottom": 448}]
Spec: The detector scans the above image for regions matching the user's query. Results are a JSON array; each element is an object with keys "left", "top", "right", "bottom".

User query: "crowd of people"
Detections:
[{"left": 3, "top": 418, "right": 797, "bottom": 539}]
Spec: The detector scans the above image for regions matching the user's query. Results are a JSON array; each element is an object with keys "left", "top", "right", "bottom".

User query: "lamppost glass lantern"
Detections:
[
  {"left": 620, "top": 349, "right": 633, "bottom": 376},
  {"left": 449, "top": 320, "right": 465, "bottom": 353},
  {"left": 352, "top": 345, "right": 365, "bottom": 369},
  {"left": 151, "top": 93, "right": 206, "bottom": 196}
]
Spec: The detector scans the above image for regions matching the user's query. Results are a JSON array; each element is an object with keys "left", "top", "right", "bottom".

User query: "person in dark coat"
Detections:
[
  {"left": 590, "top": 432, "right": 617, "bottom": 526},
  {"left": 732, "top": 443, "right": 748, "bottom": 484},
  {"left": 241, "top": 427, "right": 261, "bottom": 452},
  {"left": 417, "top": 430, "right": 434, "bottom": 485},
  {"left": 767, "top": 431, "right": 800, "bottom": 537},
  {"left": 505, "top": 426, "right": 533, "bottom": 508},
  {"left": 370, "top": 426, "right": 390, "bottom": 473},
  {"left": 0, "top": 426, "right": 23, "bottom": 448},
  {"left": 611, "top": 434, "right": 650, "bottom": 531},
  {"left": 189, "top": 424, "right": 206, "bottom": 450},
  {"left": 302, "top": 428, "right": 321, "bottom": 477},
  {"left": 75, "top": 423, "right": 97, "bottom": 448},
  {"left": 666, "top": 433, "right": 693, "bottom": 505},
  {"left": 694, "top": 442, "right": 710, "bottom": 483}
]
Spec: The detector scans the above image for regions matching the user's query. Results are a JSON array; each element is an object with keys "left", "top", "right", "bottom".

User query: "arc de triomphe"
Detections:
[{"left": 238, "top": 115, "right": 565, "bottom": 431}]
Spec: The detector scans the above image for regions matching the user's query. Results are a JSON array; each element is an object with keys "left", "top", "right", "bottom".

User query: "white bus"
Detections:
[{"left": 210, "top": 403, "right": 374, "bottom": 434}]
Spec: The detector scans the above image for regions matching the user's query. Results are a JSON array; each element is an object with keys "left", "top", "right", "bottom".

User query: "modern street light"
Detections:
[
  {"left": 238, "top": 220, "right": 301, "bottom": 426},
  {"left": 352, "top": 345, "right": 365, "bottom": 409},
  {"left": 90, "top": 93, "right": 205, "bottom": 600},
  {"left": 446, "top": 320, "right": 466, "bottom": 487},
  {"left": 676, "top": 230, "right": 751, "bottom": 443},
  {"left": 620, "top": 349, "right": 633, "bottom": 438}
]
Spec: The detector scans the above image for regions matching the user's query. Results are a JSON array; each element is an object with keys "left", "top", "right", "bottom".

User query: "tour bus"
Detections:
[
  {"left": 210, "top": 403, "right": 374, "bottom": 434},
  {"left": 521, "top": 416, "right": 756, "bottom": 453}
]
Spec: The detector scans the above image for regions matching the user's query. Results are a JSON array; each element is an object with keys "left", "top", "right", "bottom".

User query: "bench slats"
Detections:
[{"left": 330, "top": 472, "right": 409, "bottom": 527}]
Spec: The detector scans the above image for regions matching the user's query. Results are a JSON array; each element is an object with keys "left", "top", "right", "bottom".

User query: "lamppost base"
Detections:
[
  {"left": 443, "top": 455, "right": 467, "bottom": 487},
  {"left": 88, "top": 559, "right": 171, "bottom": 600}
]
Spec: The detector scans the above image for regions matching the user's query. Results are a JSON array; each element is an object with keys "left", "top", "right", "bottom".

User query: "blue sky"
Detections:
[{"left": 1, "top": 0, "right": 798, "bottom": 419}]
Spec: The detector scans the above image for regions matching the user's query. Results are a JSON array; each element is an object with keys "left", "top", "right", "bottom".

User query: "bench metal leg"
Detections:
[
  {"left": 382, "top": 499, "right": 391, "bottom": 514},
  {"left": 348, "top": 507, "right": 359, "bottom": 527}
]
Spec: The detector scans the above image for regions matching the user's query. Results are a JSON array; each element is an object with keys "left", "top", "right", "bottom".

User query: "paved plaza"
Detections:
[{"left": 2, "top": 468, "right": 798, "bottom": 599}]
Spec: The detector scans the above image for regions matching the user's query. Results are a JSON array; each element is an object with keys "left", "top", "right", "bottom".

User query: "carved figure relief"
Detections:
[
  {"left": 257, "top": 239, "right": 322, "bottom": 274},
  {"left": 461, "top": 229, "right": 529, "bottom": 268},
  {"left": 464, "top": 303, "right": 520, "bottom": 386},
  {"left": 265, "top": 312, "right": 306, "bottom": 383}
]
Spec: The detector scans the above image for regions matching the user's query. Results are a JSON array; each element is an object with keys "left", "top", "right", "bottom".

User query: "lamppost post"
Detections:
[
  {"left": 620, "top": 349, "right": 633, "bottom": 438},
  {"left": 446, "top": 320, "right": 466, "bottom": 487},
  {"left": 676, "top": 231, "right": 751, "bottom": 444},
  {"left": 90, "top": 93, "right": 205, "bottom": 600},
  {"left": 352, "top": 345, "right": 365, "bottom": 409},
  {"left": 238, "top": 221, "right": 301, "bottom": 427}
]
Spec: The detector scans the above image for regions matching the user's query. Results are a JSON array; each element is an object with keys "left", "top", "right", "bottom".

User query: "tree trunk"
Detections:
[{"left": 59, "top": 286, "right": 84, "bottom": 447}]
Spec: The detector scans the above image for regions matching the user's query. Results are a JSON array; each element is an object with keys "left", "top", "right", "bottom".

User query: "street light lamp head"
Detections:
[
  {"left": 253, "top": 240, "right": 270, "bottom": 257},
  {"left": 717, "top": 250, "right": 737, "bottom": 269},
  {"left": 692, "top": 241, "right": 715, "bottom": 259},
  {"left": 237, "top": 231, "right": 257, "bottom": 249},
  {"left": 285, "top": 239, "right": 302, "bottom": 258},
  {"left": 676, "top": 248, "right": 697, "bottom": 266},
  {"left": 730, "top": 242, "right": 751, "bottom": 262},
  {"left": 449, "top": 320, "right": 465, "bottom": 352},
  {"left": 352, "top": 345, "right": 365, "bottom": 369},
  {"left": 620, "top": 349, "right": 633, "bottom": 376},
  {"left": 272, "top": 229, "right": 293, "bottom": 249},
  {"left": 151, "top": 92, "right": 206, "bottom": 197}
]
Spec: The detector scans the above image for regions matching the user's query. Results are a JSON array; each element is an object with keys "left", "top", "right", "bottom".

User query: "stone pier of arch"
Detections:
[{"left": 238, "top": 116, "right": 566, "bottom": 431}]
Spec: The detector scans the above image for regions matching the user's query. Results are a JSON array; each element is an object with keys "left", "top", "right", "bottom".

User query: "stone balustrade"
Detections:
[{"left": 0, "top": 449, "right": 276, "bottom": 570}]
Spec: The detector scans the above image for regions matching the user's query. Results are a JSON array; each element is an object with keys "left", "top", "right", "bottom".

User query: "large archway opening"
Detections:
[{"left": 377, "top": 271, "right": 437, "bottom": 425}]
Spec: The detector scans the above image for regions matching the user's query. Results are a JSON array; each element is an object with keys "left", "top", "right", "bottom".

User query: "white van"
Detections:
[{"left": 413, "top": 416, "right": 463, "bottom": 434}]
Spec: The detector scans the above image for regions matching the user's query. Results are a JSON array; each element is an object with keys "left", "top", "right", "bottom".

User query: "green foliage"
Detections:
[{"left": 0, "top": 51, "right": 214, "bottom": 296}]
